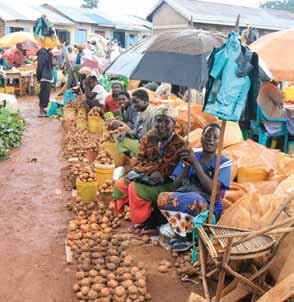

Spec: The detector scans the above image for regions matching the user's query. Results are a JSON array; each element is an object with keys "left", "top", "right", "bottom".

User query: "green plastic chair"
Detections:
[{"left": 251, "top": 104, "right": 288, "bottom": 153}]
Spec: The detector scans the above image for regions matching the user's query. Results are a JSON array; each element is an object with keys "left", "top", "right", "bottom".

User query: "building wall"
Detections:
[
  {"left": 152, "top": 2, "right": 189, "bottom": 33},
  {"left": 0, "top": 18, "right": 5, "bottom": 36}
]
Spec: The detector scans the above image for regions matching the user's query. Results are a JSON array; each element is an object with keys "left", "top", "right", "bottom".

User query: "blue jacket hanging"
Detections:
[{"left": 204, "top": 32, "right": 256, "bottom": 122}]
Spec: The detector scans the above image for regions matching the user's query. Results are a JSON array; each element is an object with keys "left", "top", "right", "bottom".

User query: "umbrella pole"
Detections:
[
  {"left": 208, "top": 120, "right": 226, "bottom": 223},
  {"left": 187, "top": 89, "right": 191, "bottom": 141}
]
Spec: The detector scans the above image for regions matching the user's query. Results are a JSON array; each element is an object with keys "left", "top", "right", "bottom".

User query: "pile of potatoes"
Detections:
[
  {"left": 78, "top": 166, "right": 97, "bottom": 182},
  {"left": 98, "top": 180, "right": 113, "bottom": 194},
  {"left": 173, "top": 252, "right": 196, "bottom": 277},
  {"left": 85, "top": 142, "right": 99, "bottom": 153},
  {"left": 65, "top": 100, "right": 77, "bottom": 109},
  {"left": 89, "top": 107, "right": 102, "bottom": 117},
  {"left": 95, "top": 150, "right": 114, "bottom": 166},
  {"left": 67, "top": 198, "right": 151, "bottom": 302}
]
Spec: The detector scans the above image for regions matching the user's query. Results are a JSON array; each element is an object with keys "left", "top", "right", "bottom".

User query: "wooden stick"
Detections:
[
  {"left": 198, "top": 237, "right": 210, "bottom": 301},
  {"left": 208, "top": 120, "right": 226, "bottom": 223},
  {"left": 232, "top": 217, "right": 294, "bottom": 247},
  {"left": 212, "top": 227, "right": 294, "bottom": 240},
  {"left": 223, "top": 264, "right": 265, "bottom": 295},
  {"left": 187, "top": 89, "right": 191, "bottom": 141},
  {"left": 268, "top": 192, "right": 294, "bottom": 225},
  {"left": 215, "top": 237, "right": 233, "bottom": 302}
]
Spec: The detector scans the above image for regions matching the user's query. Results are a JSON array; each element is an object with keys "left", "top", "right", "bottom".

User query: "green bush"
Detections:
[{"left": 0, "top": 108, "right": 25, "bottom": 160}]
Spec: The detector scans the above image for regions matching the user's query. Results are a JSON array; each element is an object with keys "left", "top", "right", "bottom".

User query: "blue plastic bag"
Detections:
[{"left": 47, "top": 101, "right": 58, "bottom": 116}]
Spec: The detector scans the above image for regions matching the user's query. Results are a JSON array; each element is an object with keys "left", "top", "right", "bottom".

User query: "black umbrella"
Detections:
[{"left": 105, "top": 29, "right": 226, "bottom": 89}]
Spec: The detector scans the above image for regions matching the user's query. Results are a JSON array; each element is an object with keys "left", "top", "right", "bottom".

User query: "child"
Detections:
[{"left": 84, "top": 75, "right": 107, "bottom": 113}]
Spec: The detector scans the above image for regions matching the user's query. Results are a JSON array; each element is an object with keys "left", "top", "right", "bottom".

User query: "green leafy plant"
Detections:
[{"left": 0, "top": 108, "right": 25, "bottom": 160}]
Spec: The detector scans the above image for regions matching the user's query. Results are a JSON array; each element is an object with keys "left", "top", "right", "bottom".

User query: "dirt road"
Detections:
[
  {"left": 0, "top": 96, "right": 203, "bottom": 302},
  {"left": 0, "top": 97, "right": 74, "bottom": 302}
]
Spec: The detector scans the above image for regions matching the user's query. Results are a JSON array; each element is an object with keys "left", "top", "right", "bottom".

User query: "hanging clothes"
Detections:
[{"left": 204, "top": 32, "right": 259, "bottom": 122}]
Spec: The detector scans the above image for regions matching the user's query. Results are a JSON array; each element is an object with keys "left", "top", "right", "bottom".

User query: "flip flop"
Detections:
[
  {"left": 139, "top": 228, "right": 159, "bottom": 237},
  {"left": 128, "top": 224, "right": 144, "bottom": 234},
  {"left": 172, "top": 241, "right": 192, "bottom": 253}
]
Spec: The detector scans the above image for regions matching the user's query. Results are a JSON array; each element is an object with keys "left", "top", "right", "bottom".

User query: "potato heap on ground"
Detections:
[
  {"left": 95, "top": 149, "right": 114, "bottom": 166},
  {"left": 67, "top": 199, "right": 151, "bottom": 302},
  {"left": 65, "top": 99, "right": 77, "bottom": 109},
  {"left": 89, "top": 107, "right": 102, "bottom": 117},
  {"left": 78, "top": 166, "right": 97, "bottom": 182},
  {"left": 63, "top": 129, "right": 90, "bottom": 160},
  {"left": 173, "top": 252, "right": 196, "bottom": 277},
  {"left": 98, "top": 180, "right": 113, "bottom": 194}
]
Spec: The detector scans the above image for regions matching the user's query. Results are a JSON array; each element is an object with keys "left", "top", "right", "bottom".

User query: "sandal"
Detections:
[
  {"left": 139, "top": 228, "right": 159, "bottom": 237},
  {"left": 172, "top": 241, "right": 192, "bottom": 253},
  {"left": 38, "top": 113, "right": 47, "bottom": 118},
  {"left": 128, "top": 224, "right": 144, "bottom": 234}
]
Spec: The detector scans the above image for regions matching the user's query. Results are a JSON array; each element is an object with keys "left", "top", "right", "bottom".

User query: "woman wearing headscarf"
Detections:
[
  {"left": 157, "top": 124, "right": 232, "bottom": 251},
  {"left": 113, "top": 106, "right": 189, "bottom": 235}
]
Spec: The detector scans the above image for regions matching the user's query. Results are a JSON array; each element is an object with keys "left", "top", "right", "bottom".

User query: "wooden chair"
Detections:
[{"left": 198, "top": 193, "right": 294, "bottom": 302}]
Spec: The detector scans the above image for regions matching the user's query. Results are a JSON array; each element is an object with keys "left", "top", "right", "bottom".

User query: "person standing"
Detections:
[{"left": 37, "top": 47, "right": 53, "bottom": 117}]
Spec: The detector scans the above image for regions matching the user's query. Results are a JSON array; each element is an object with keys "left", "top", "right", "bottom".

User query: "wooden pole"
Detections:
[
  {"left": 208, "top": 15, "right": 240, "bottom": 224},
  {"left": 208, "top": 120, "right": 226, "bottom": 223}
]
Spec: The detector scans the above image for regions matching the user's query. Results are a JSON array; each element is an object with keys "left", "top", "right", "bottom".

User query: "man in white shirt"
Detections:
[{"left": 85, "top": 75, "right": 107, "bottom": 112}]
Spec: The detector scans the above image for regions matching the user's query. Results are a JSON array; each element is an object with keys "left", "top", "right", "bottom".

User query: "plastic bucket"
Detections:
[
  {"left": 76, "top": 179, "right": 97, "bottom": 203},
  {"left": 237, "top": 167, "right": 269, "bottom": 184},
  {"left": 77, "top": 108, "right": 86, "bottom": 119},
  {"left": 96, "top": 164, "right": 115, "bottom": 187},
  {"left": 88, "top": 116, "right": 104, "bottom": 134},
  {"left": 64, "top": 107, "right": 76, "bottom": 121},
  {"left": 76, "top": 119, "right": 87, "bottom": 130},
  {"left": 86, "top": 150, "right": 98, "bottom": 162},
  {"left": 103, "top": 141, "right": 125, "bottom": 167}
]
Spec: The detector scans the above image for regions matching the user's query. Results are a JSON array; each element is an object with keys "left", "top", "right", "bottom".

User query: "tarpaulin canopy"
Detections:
[
  {"left": 105, "top": 29, "right": 226, "bottom": 89},
  {"left": 0, "top": 32, "right": 38, "bottom": 48}
]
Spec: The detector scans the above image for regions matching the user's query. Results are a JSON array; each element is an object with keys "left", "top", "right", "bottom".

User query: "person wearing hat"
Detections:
[{"left": 113, "top": 105, "right": 189, "bottom": 236}]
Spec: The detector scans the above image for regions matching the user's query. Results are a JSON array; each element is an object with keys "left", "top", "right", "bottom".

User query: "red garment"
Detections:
[
  {"left": 114, "top": 179, "right": 152, "bottom": 224},
  {"left": 103, "top": 95, "right": 121, "bottom": 114}
]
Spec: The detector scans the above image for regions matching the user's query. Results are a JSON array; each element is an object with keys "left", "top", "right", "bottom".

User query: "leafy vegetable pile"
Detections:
[{"left": 0, "top": 108, "right": 25, "bottom": 160}]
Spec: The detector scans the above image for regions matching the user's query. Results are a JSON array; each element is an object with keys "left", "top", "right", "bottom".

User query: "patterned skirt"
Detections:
[{"left": 157, "top": 192, "right": 223, "bottom": 237}]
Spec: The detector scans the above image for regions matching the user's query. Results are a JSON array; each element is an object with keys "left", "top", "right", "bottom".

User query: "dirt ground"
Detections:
[{"left": 0, "top": 96, "right": 203, "bottom": 302}]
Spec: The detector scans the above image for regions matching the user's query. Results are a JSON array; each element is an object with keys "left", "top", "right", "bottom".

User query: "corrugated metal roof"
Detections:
[
  {"left": 0, "top": 3, "right": 74, "bottom": 25},
  {"left": 0, "top": 3, "right": 39, "bottom": 21},
  {"left": 147, "top": 0, "right": 294, "bottom": 31},
  {"left": 49, "top": 5, "right": 113, "bottom": 25},
  {"left": 34, "top": 6, "right": 74, "bottom": 25}
]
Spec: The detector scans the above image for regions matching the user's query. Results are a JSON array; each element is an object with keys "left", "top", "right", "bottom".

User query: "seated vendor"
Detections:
[
  {"left": 118, "top": 91, "right": 138, "bottom": 129},
  {"left": 105, "top": 91, "right": 138, "bottom": 132},
  {"left": 103, "top": 82, "right": 122, "bottom": 116},
  {"left": 258, "top": 80, "right": 294, "bottom": 136},
  {"left": 113, "top": 106, "right": 189, "bottom": 236},
  {"left": 157, "top": 124, "right": 231, "bottom": 251},
  {"left": 115, "top": 89, "right": 154, "bottom": 157},
  {"left": 84, "top": 75, "right": 107, "bottom": 113}
]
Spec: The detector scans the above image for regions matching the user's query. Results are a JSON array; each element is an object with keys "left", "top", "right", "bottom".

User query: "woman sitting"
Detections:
[
  {"left": 157, "top": 124, "right": 231, "bottom": 251},
  {"left": 113, "top": 106, "right": 189, "bottom": 235}
]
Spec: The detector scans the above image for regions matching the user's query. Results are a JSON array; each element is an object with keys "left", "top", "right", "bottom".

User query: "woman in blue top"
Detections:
[{"left": 157, "top": 124, "right": 231, "bottom": 248}]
